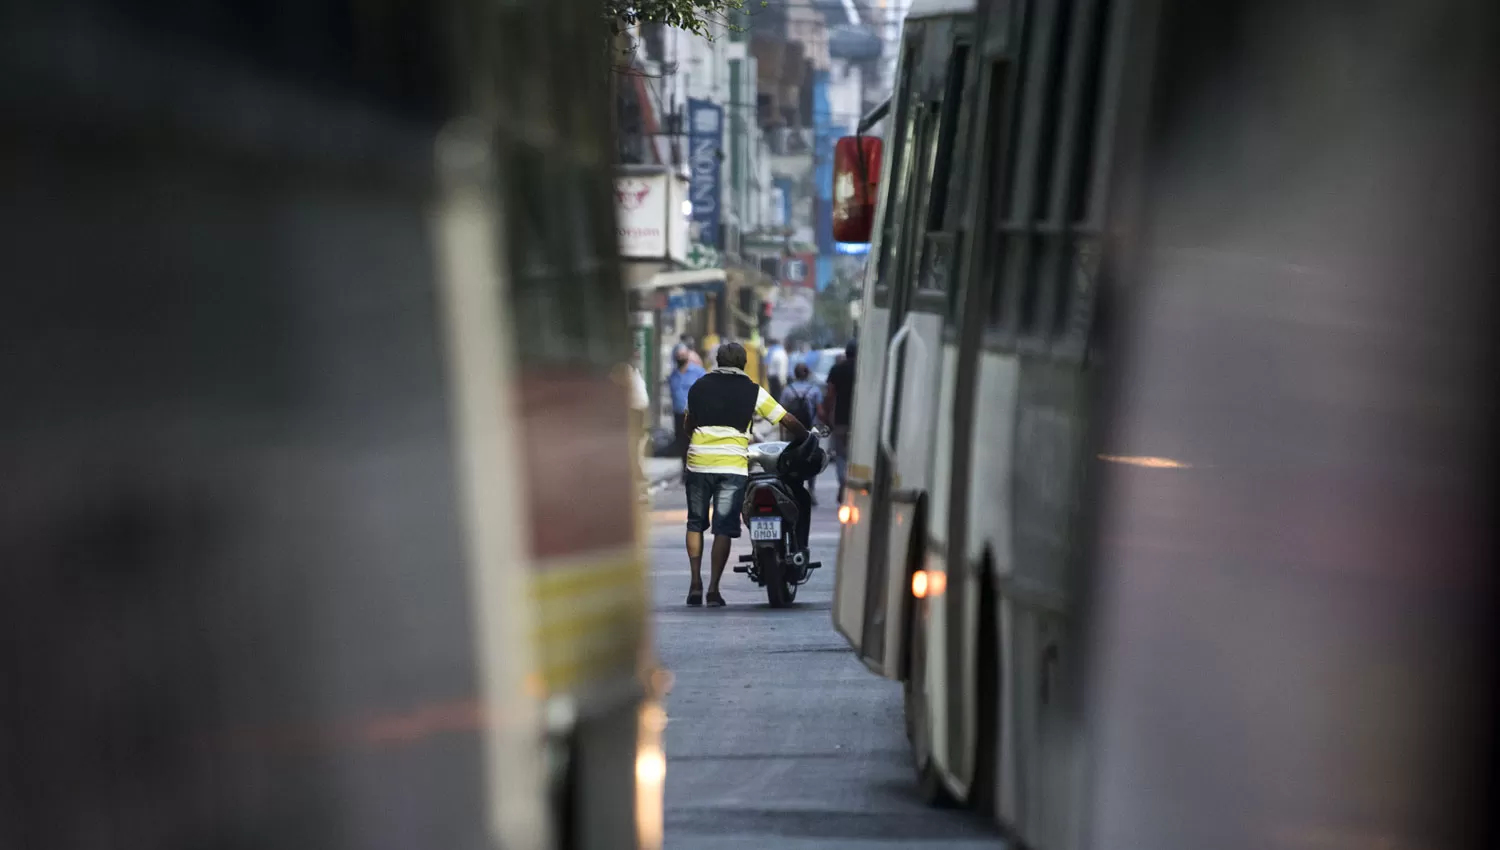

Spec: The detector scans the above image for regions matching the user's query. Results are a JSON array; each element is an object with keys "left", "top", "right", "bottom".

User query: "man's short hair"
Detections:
[
  {"left": 793, "top": 362, "right": 810, "bottom": 379},
  {"left": 716, "top": 341, "right": 748, "bottom": 369}
]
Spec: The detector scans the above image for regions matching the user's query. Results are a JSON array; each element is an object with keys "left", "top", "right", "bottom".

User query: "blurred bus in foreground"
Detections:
[
  {"left": 0, "top": 2, "right": 664, "bottom": 849},
  {"left": 832, "top": 0, "right": 1499, "bottom": 847}
]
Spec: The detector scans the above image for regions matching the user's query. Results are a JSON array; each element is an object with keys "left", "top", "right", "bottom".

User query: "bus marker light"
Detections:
[
  {"left": 912, "top": 570, "right": 946, "bottom": 599},
  {"left": 838, "top": 504, "right": 858, "bottom": 524},
  {"left": 636, "top": 743, "right": 666, "bottom": 783}
]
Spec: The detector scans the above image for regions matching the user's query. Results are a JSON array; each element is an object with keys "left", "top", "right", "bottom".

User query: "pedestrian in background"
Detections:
[
  {"left": 780, "top": 362, "right": 824, "bottom": 505},
  {"left": 821, "top": 340, "right": 857, "bottom": 504},
  {"left": 667, "top": 347, "right": 706, "bottom": 475},
  {"left": 798, "top": 341, "right": 817, "bottom": 372},
  {"left": 766, "top": 338, "right": 788, "bottom": 399},
  {"left": 614, "top": 360, "right": 652, "bottom": 501},
  {"left": 676, "top": 335, "right": 703, "bottom": 367}
]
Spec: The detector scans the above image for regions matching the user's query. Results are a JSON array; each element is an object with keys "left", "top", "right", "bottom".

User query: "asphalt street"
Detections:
[{"left": 646, "top": 469, "right": 1001, "bottom": 850}]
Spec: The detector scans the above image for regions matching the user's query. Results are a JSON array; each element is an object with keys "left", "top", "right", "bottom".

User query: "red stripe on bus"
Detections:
[{"left": 517, "top": 371, "right": 637, "bottom": 562}]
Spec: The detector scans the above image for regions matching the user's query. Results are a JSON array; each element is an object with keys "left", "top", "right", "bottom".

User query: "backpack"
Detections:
[{"left": 781, "top": 385, "right": 816, "bottom": 429}]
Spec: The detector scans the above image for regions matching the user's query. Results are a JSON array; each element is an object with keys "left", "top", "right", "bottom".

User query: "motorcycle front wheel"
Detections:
[{"left": 755, "top": 548, "right": 798, "bottom": 608}]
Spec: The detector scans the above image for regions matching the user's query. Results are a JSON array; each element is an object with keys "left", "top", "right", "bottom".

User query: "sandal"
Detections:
[
  {"left": 686, "top": 588, "right": 703, "bottom": 607},
  {"left": 706, "top": 590, "right": 726, "bottom": 608}
]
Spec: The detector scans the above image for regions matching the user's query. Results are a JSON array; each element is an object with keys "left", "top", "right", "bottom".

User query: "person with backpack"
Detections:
[{"left": 780, "top": 362, "right": 825, "bottom": 506}]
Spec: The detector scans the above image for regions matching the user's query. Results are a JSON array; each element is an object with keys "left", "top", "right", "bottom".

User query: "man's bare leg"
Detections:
[
  {"left": 707, "top": 534, "right": 734, "bottom": 596},
  {"left": 686, "top": 530, "right": 704, "bottom": 600}
]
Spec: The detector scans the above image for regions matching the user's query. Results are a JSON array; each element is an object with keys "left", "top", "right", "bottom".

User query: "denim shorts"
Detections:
[{"left": 684, "top": 471, "right": 748, "bottom": 537}]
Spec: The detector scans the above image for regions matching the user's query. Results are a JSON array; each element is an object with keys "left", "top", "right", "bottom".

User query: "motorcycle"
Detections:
[{"left": 734, "top": 427, "right": 830, "bottom": 607}]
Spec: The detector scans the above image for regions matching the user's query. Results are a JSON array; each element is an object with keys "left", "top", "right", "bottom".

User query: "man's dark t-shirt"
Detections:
[{"left": 825, "top": 359, "right": 856, "bottom": 426}]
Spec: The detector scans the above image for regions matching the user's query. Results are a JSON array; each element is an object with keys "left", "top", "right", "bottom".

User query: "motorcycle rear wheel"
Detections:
[{"left": 756, "top": 548, "right": 798, "bottom": 608}]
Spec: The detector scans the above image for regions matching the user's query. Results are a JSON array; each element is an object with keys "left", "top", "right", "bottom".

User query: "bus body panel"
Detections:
[
  {"left": 928, "top": 343, "right": 962, "bottom": 558},
  {"left": 963, "top": 353, "right": 1021, "bottom": 569},
  {"left": 872, "top": 308, "right": 947, "bottom": 673},
  {"left": 832, "top": 302, "right": 890, "bottom": 657},
  {"left": 433, "top": 163, "right": 555, "bottom": 849},
  {"left": 932, "top": 348, "right": 1021, "bottom": 799},
  {"left": 923, "top": 341, "right": 962, "bottom": 780},
  {"left": 886, "top": 312, "right": 946, "bottom": 503}
]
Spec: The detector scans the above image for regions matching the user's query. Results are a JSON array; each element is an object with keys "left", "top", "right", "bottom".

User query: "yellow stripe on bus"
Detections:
[
  {"left": 527, "top": 550, "right": 649, "bottom": 693},
  {"left": 535, "top": 646, "right": 642, "bottom": 694},
  {"left": 530, "top": 553, "right": 645, "bottom": 600},
  {"left": 533, "top": 611, "right": 646, "bottom": 692},
  {"left": 532, "top": 602, "right": 646, "bottom": 643}
]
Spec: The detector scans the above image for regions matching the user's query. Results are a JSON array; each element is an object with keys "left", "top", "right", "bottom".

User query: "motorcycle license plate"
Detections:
[{"left": 749, "top": 518, "right": 782, "bottom": 541}]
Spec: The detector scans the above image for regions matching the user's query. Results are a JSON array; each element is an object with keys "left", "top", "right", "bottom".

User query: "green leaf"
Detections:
[{"left": 605, "top": 0, "right": 754, "bottom": 40}]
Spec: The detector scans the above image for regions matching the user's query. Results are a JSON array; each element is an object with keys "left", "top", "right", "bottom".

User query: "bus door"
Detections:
[{"left": 835, "top": 13, "right": 976, "bottom": 677}]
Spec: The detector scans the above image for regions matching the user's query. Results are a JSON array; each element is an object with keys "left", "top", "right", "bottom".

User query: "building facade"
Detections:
[{"left": 615, "top": 2, "right": 903, "bottom": 401}]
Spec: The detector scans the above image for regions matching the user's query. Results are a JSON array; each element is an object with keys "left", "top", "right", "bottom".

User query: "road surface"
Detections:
[{"left": 646, "top": 471, "right": 1001, "bottom": 850}]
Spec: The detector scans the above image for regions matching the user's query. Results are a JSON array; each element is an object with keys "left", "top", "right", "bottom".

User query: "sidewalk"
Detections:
[{"left": 644, "top": 456, "right": 682, "bottom": 495}]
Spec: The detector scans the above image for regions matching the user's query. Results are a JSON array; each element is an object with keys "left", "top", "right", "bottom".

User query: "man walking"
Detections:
[
  {"left": 682, "top": 342, "right": 808, "bottom": 607},
  {"left": 667, "top": 348, "right": 706, "bottom": 475},
  {"left": 821, "top": 340, "right": 857, "bottom": 504}
]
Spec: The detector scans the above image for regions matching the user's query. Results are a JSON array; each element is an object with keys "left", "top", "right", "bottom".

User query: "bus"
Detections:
[
  {"left": 829, "top": 0, "right": 1149, "bottom": 844},
  {"left": 834, "top": 0, "right": 1500, "bottom": 849},
  {"left": 0, "top": 1, "right": 664, "bottom": 849}
]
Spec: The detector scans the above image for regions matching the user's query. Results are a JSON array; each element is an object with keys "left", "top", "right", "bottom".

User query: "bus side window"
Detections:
[
  {"left": 979, "top": 7, "right": 1028, "bottom": 335},
  {"left": 508, "top": 161, "right": 627, "bottom": 369},
  {"left": 496, "top": 0, "right": 627, "bottom": 372},
  {"left": 872, "top": 41, "right": 920, "bottom": 310},
  {"left": 988, "top": 0, "right": 1069, "bottom": 339},
  {"left": 959, "top": 51, "right": 1014, "bottom": 336},
  {"left": 915, "top": 43, "right": 972, "bottom": 309},
  {"left": 983, "top": 0, "right": 1120, "bottom": 349},
  {"left": 1041, "top": 0, "right": 1118, "bottom": 349}
]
